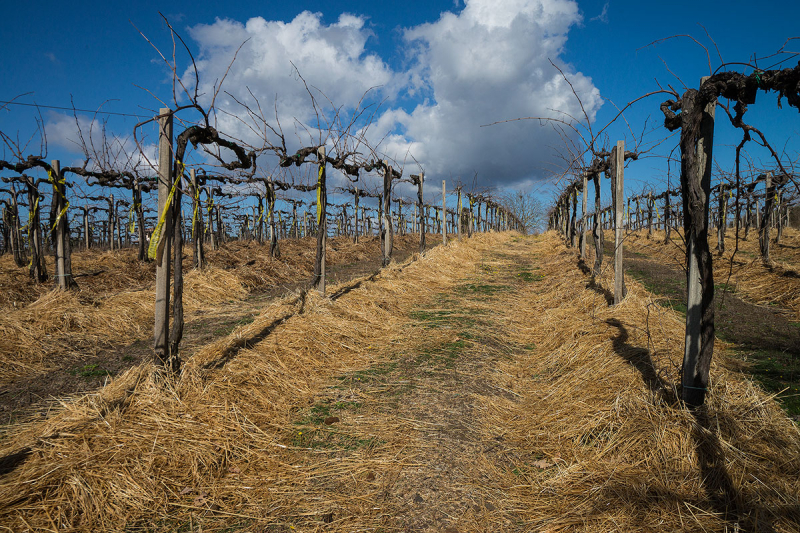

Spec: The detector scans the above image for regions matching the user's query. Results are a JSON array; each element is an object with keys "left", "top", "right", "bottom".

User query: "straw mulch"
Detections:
[
  {"left": 0, "top": 265, "right": 246, "bottom": 387},
  {"left": 0, "top": 231, "right": 798, "bottom": 532},
  {"left": 0, "top": 233, "right": 482, "bottom": 531},
  {"left": 622, "top": 228, "right": 800, "bottom": 319},
  {"left": 486, "top": 232, "right": 800, "bottom": 531},
  {"left": 0, "top": 235, "right": 420, "bottom": 386}
]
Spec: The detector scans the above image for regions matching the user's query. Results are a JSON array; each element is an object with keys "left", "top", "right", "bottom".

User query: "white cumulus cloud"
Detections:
[{"left": 180, "top": 0, "right": 601, "bottom": 193}]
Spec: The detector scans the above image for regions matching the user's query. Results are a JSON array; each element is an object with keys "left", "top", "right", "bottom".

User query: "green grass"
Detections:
[
  {"left": 409, "top": 306, "right": 482, "bottom": 329},
  {"left": 211, "top": 315, "right": 257, "bottom": 336},
  {"left": 69, "top": 363, "right": 110, "bottom": 378},
  {"left": 456, "top": 283, "right": 511, "bottom": 295},
  {"left": 335, "top": 361, "right": 398, "bottom": 385},
  {"left": 714, "top": 282, "right": 736, "bottom": 294},
  {"left": 731, "top": 348, "right": 800, "bottom": 418},
  {"left": 291, "top": 399, "right": 377, "bottom": 450},
  {"left": 291, "top": 429, "right": 382, "bottom": 451},
  {"left": 626, "top": 268, "right": 687, "bottom": 315},
  {"left": 516, "top": 268, "right": 544, "bottom": 282},
  {"left": 417, "top": 336, "right": 471, "bottom": 368}
]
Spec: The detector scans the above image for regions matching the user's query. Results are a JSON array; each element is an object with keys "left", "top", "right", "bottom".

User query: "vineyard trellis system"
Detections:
[
  {"left": 0, "top": 111, "right": 522, "bottom": 378},
  {"left": 549, "top": 61, "right": 800, "bottom": 407}
]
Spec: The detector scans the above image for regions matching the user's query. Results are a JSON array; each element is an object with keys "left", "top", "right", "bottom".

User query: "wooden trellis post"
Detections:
[
  {"left": 154, "top": 108, "right": 173, "bottom": 368},
  {"left": 580, "top": 172, "right": 588, "bottom": 259},
  {"left": 313, "top": 147, "right": 327, "bottom": 294},
  {"left": 442, "top": 180, "right": 447, "bottom": 245},
  {"left": 50, "top": 160, "right": 77, "bottom": 290},
  {"left": 611, "top": 141, "right": 625, "bottom": 304},
  {"left": 680, "top": 80, "right": 716, "bottom": 407}
]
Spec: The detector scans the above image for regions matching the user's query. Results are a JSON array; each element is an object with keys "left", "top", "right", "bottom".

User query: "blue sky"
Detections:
[{"left": 2, "top": 0, "right": 799, "bottom": 213}]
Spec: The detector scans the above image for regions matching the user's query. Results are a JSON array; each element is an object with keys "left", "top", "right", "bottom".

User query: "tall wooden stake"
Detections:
[
  {"left": 442, "top": 180, "right": 447, "bottom": 245},
  {"left": 681, "top": 82, "right": 716, "bottom": 407},
  {"left": 611, "top": 141, "right": 625, "bottom": 304},
  {"left": 154, "top": 108, "right": 173, "bottom": 367},
  {"left": 580, "top": 172, "right": 588, "bottom": 259},
  {"left": 313, "top": 147, "right": 327, "bottom": 294},
  {"left": 51, "top": 160, "right": 77, "bottom": 290}
]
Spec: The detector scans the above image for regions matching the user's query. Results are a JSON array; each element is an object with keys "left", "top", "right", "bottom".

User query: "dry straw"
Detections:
[
  {"left": 624, "top": 228, "right": 800, "bottom": 319},
  {"left": 0, "top": 233, "right": 480, "bottom": 531},
  {"left": 0, "top": 232, "right": 798, "bottom": 532},
  {"left": 487, "top": 232, "right": 800, "bottom": 532},
  {"left": 0, "top": 236, "right": 418, "bottom": 386}
]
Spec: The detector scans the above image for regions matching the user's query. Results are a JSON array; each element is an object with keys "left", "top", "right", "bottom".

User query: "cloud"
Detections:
[
  {"left": 45, "top": 52, "right": 58, "bottom": 64},
  {"left": 186, "top": 13, "right": 394, "bottom": 140},
  {"left": 45, "top": 112, "right": 158, "bottom": 176},
  {"left": 379, "top": 0, "right": 602, "bottom": 189},
  {"left": 182, "top": 0, "right": 601, "bottom": 193},
  {"left": 591, "top": 2, "right": 610, "bottom": 23}
]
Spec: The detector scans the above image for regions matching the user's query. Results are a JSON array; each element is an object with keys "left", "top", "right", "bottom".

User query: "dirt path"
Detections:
[{"left": 287, "top": 237, "right": 540, "bottom": 531}]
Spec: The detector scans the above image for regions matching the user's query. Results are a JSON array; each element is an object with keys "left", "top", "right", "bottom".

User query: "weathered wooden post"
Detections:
[
  {"left": 190, "top": 169, "right": 205, "bottom": 268},
  {"left": 50, "top": 160, "right": 77, "bottom": 290},
  {"left": 611, "top": 141, "right": 625, "bottom": 304},
  {"left": 153, "top": 108, "right": 173, "bottom": 368},
  {"left": 591, "top": 172, "right": 603, "bottom": 277},
  {"left": 442, "top": 180, "right": 447, "bottom": 245},
  {"left": 381, "top": 162, "right": 394, "bottom": 266},
  {"left": 678, "top": 80, "right": 717, "bottom": 407},
  {"left": 759, "top": 172, "right": 773, "bottom": 265},
  {"left": 580, "top": 172, "right": 588, "bottom": 259},
  {"left": 313, "top": 147, "right": 327, "bottom": 294}
]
